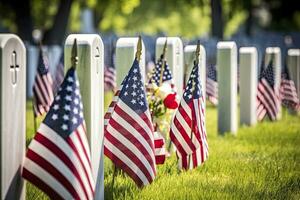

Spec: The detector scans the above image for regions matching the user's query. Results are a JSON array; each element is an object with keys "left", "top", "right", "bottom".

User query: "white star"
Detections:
[
  {"left": 132, "top": 76, "right": 137, "bottom": 81},
  {"left": 65, "top": 95, "right": 72, "bottom": 101},
  {"left": 79, "top": 111, "right": 83, "bottom": 118},
  {"left": 188, "top": 94, "right": 192, "bottom": 99},
  {"left": 66, "top": 86, "right": 72, "bottom": 91},
  {"left": 61, "top": 124, "right": 68, "bottom": 130},
  {"left": 131, "top": 99, "right": 136, "bottom": 104},
  {"left": 52, "top": 114, "right": 58, "bottom": 120},
  {"left": 76, "top": 80, "right": 80, "bottom": 86},
  {"left": 131, "top": 91, "right": 137, "bottom": 97},
  {"left": 64, "top": 105, "right": 71, "bottom": 111},
  {"left": 126, "top": 84, "right": 129, "bottom": 88},
  {"left": 80, "top": 103, "right": 83, "bottom": 109},
  {"left": 72, "top": 117, "right": 78, "bottom": 124},
  {"left": 55, "top": 95, "right": 60, "bottom": 101},
  {"left": 75, "top": 89, "right": 80, "bottom": 95},
  {"left": 139, "top": 101, "right": 144, "bottom": 106},
  {"left": 124, "top": 91, "right": 128, "bottom": 96},
  {"left": 74, "top": 98, "right": 79, "bottom": 105},
  {"left": 63, "top": 114, "right": 69, "bottom": 120},
  {"left": 53, "top": 104, "right": 59, "bottom": 110},
  {"left": 67, "top": 77, "right": 74, "bottom": 82},
  {"left": 140, "top": 93, "right": 144, "bottom": 98},
  {"left": 132, "top": 84, "right": 137, "bottom": 89},
  {"left": 73, "top": 107, "right": 78, "bottom": 114},
  {"left": 133, "top": 68, "right": 138, "bottom": 73}
]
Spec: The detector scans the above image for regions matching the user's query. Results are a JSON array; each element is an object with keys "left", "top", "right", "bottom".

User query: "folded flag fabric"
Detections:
[
  {"left": 170, "top": 60, "right": 208, "bottom": 170},
  {"left": 256, "top": 59, "right": 281, "bottom": 121},
  {"left": 104, "top": 59, "right": 156, "bottom": 187},
  {"left": 206, "top": 64, "right": 218, "bottom": 106},
  {"left": 154, "top": 131, "right": 166, "bottom": 165},
  {"left": 33, "top": 49, "right": 54, "bottom": 117},
  {"left": 23, "top": 67, "right": 95, "bottom": 199},
  {"left": 280, "top": 66, "right": 299, "bottom": 111}
]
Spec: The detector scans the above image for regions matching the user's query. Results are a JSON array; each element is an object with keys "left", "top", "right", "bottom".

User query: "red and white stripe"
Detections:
[
  {"left": 206, "top": 77, "right": 218, "bottom": 105},
  {"left": 257, "top": 78, "right": 280, "bottom": 121},
  {"left": 153, "top": 131, "right": 166, "bottom": 165},
  {"left": 280, "top": 79, "right": 299, "bottom": 110},
  {"left": 104, "top": 67, "right": 116, "bottom": 92},
  {"left": 33, "top": 72, "right": 54, "bottom": 116},
  {"left": 22, "top": 123, "right": 95, "bottom": 200},
  {"left": 170, "top": 95, "right": 208, "bottom": 170},
  {"left": 104, "top": 99, "right": 156, "bottom": 187},
  {"left": 104, "top": 89, "right": 120, "bottom": 129}
]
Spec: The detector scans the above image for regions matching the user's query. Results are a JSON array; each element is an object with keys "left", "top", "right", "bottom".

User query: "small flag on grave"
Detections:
[
  {"left": 104, "top": 37, "right": 156, "bottom": 187},
  {"left": 206, "top": 64, "right": 218, "bottom": 105},
  {"left": 256, "top": 59, "right": 281, "bottom": 121},
  {"left": 280, "top": 65, "right": 300, "bottom": 111},
  {"left": 170, "top": 42, "right": 208, "bottom": 170},
  {"left": 32, "top": 47, "right": 54, "bottom": 117},
  {"left": 23, "top": 39, "right": 95, "bottom": 199}
]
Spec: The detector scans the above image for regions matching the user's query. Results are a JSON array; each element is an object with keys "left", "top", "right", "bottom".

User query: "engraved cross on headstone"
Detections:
[{"left": 10, "top": 51, "right": 19, "bottom": 84}]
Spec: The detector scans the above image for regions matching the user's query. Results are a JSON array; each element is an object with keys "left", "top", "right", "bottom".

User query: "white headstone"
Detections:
[
  {"left": 0, "top": 34, "right": 26, "bottom": 199},
  {"left": 115, "top": 37, "right": 145, "bottom": 86},
  {"left": 26, "top": 44, "right": 39, "bottom": 97},
  {"left": 65, "top": 34, "right": 104, "bottom": 200},
  {"left": 265, "top": 47, "right": 281, "bottom": 119},
  {"left": 287, "top": 49, "right": 300, "bottom": 100},
  {"left": 217, "top": 41, "right": 237, "bottom": 134},
  {"left": 239, "top": 47, "right": 258, "bottom": 126},
  {"left": 184, "top": 45, "right": 206, "bottom": 102},
  {"left": 156, "top": 37, "right": 184, "bottom": 95}
]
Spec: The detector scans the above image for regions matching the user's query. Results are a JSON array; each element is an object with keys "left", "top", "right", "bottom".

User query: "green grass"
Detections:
[{"left": 25, "top": 97, "right": 300, "bottom": 200}]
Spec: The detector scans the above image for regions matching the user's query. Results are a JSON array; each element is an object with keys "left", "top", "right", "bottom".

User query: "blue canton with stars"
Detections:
[
  {"left": 183, "top": 61, "right": 203, "bottom": 102},
  {"left": 260, "top": 60, "right": 275, "bottom": 88},
  {"left": 119, "top": 59, "right": 148, "bottom": 113},
  {"left": 43, "top": 67, "right": 84, "bottom": 138},
  {"left": 207, "top": 64, "right": 217, "bottom": 81},
  {"left": 37, "top": 50, "right": 50, "bottom": 75},
  {"left": 149, "top": 55, "right": 173, "bottom": 86}
]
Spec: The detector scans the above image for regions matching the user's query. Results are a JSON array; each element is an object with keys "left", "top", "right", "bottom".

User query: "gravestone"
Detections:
[
  {"left": 115, "top": 37, "right": 145, "bottom": 86},
  {"left": 265, "top": 47, "right": 282, "bottom": 119},
  {"left": 287, "top": 49, "right": 300, "bottom": 100},
  {"left": 65, "top": 34, "right": 104, "bottom": 200},
  {"left": 26, "top": 44, "right": 39, "bottom": 98},
  {"left": 156, "top": 37, "right": 184, "bottom": 95},
  {"left": 0, "top": 34, "right": 26, "bottom": 199},
  {"left": 239, "top": 47, "right": 258, "bottom": 126},
  {"left": 184, "top": 45, "right": 206, "bottom": 102},
  {"left": 217, "top": 42, "right": 237, "bottom": 134}
]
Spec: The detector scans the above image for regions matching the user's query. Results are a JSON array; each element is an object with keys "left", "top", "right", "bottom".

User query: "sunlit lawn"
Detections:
[{"left": 25, "top": 94, "right": 300, "bottom": 199}]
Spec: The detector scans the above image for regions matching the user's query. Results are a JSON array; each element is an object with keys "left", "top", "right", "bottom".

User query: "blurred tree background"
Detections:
[{"left": 0, "top": 0, "right": 299, "bottom": 44}]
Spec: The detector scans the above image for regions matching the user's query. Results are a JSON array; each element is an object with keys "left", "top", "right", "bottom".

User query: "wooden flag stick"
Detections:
[
  {"left": 135, "top": 35, "right": 142, "bottom": 61},
  {"left": 71, "top": 38, "right": 78, "bottom": 69}
]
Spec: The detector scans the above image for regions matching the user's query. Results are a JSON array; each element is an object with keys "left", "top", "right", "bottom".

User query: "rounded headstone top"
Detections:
[
  {"left": 116, "top": 37, "right": 145, "bottom": 48},
  {"left": 239, "top": 47, "right": 257, "bottom": 54},
  {"left": 217, "top": 41, "right": 237, "bottom": 50},
  {"left": 0, "top": 34, "right": 25, "bottom": 50},
  {"left": 288, "top": 49, "right": 300, "bottom": 56},
  {"left": 65, "top": 34, "right": 103, "bottom": 47},
  {"left": 156, "top": 37, "right": 183, "bottom": 46},
  {"left": 266, "top": 47, "right": 281, "bottom": 54}
]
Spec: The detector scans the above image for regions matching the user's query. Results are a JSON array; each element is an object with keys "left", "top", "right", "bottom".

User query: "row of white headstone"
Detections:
[{"left": 0, "top": 34, "right": 299, "bottom": 199}]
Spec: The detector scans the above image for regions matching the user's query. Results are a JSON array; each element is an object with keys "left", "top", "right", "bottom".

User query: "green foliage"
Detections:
[{"left": 25, "top": 98, "right": 300, "bottom": 199}]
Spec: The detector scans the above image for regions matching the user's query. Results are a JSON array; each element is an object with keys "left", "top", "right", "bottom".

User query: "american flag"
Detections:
[
  {"left": 53, "top": 53, "right": 64, "bottom": 95},
  {"left": 23, "top": 67, "right": 95, "bottom": 199},
  {"left": 206, "top": 64, "right": 218, "bottom": 105},
  {"left": 256, "top": 60, "right": 281, "bottom": 121},
  {"left": 170, "top": 61, "right": 208, "bottom": 170},
  {"left": 33, "top": 49, "right": 54, "bottom": 117},
  {"left": 148, "top": 55, "right": 175, "bottom": 89},
  {"left": 280, "top": 66, "right": 299, "bottom": 111},
  {"left": 104, "top": 59, "right": 156, "bottom": 187},
  {"left": 153, "top": 130, "right": 166, "bottom": 165},
  {"left": 104, "top": 66, "right": 116, "bottom": 92}
]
